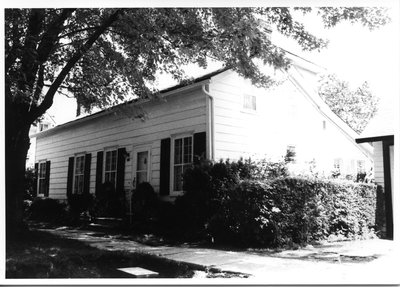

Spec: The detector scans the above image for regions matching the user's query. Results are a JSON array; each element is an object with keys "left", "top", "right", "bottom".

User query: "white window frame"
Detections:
[
  {"left": 103, "top": 147, "right": 118, "bottom": 188},
  {"left": 37, "top": 160, "right": 47, "bottom": 196},
  {"left": 132, "top": 145, "right": 152, "bottom": 189},
  {"left": 72, "top": 153, "right": 86, "bottom": 194},
  {"left": 170, "top": 133, "right": 194, "bottom": 195},
  {"left": 333, "top": 158, "right": 343, "bottom": 173},
  {"left": 357, "top": 160, "right": 366, "bottom": 174},
  {"left": 242, "top": 93, "right": 257, "bottom": 112}
]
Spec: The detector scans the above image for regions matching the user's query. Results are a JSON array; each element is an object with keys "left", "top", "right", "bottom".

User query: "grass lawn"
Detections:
[{"left": 6, "top": 229, "right": 197, "bottom": 278}]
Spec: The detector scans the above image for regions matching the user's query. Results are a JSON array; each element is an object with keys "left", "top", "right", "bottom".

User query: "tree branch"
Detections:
[
  {"left": 36, "top": 9, "right": 76, "bottom": 63},
  {"left": 18, "top": 9, "right": 45, "bottom": 92},
  {"left": 58, "top": 26, "right": 100, "bottom": 39},
  {"left": 28, "top": 9, "right": 124, "bottom": 123},
  {"left": 32, "top": 64, "right": 45, "bottom": 106}
]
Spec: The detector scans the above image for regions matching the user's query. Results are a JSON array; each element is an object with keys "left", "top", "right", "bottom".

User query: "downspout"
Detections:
[{"left": 202, "top": 84, "right": 215, "bottom": 160}]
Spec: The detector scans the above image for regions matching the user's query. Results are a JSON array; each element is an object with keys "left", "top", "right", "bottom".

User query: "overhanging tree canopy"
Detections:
[{"left": 4, "top": 7, "right": 390, "bottom": 232}]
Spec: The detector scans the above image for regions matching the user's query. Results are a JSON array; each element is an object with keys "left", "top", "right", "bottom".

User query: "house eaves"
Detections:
[{"left": 31, "top": 73, "right": 224, "bottom": 139}]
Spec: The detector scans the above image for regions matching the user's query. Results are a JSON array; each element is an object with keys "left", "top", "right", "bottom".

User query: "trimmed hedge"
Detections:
[{"left": 176, "top": 159, "right": 377, "bottom": 247}]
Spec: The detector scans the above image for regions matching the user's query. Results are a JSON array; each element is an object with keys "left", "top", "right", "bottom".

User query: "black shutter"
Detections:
[
  {"left": 160, "top": 138, "right": 171, "bottom": 196},
  {"left": 95, "top": 151, "right": 103, "bottom": 196},
  {"left": 83, "top": 153, "right": 92, "bottom": 194},
  {"left": 45, "top": 161, "right": 51, "bottom": 197},
  {"left": 33, "top": 162, "right": 39, "bottom": 196},
  {"left": 116, "top": 148, "right": 126, "bottom": 194},
  {"left": 193, "top": 132, "right": 207, "bottom": 164},
  {"left": 67, "top": 157, "right": 74, "bottom": 198}
]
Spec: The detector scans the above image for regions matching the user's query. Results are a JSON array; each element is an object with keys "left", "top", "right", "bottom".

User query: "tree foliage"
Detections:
[
  {"left": 5, "top": 8, "right": 390, "bottom": 116},
  {"left": 318, "top": 74, "right": 379, "bottom": 134}
]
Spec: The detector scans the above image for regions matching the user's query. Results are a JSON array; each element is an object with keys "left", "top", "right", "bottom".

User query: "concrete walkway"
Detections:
[{"left": 36, "top": 226, "right": 399, "bottom": 284}]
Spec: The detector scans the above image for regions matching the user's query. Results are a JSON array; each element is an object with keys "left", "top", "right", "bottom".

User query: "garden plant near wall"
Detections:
[{"left": 176, "top": 159, "right": 377, "bottom": 247}]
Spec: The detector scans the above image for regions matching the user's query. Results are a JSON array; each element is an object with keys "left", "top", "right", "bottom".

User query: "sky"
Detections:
[{"left": 46, "top": 5, "right": 400, "bottom": 125}]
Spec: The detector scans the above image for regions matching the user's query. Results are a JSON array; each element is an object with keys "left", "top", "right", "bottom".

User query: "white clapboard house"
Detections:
[{"left": 31, "top": 55, "right": 373, "bottom": 210}]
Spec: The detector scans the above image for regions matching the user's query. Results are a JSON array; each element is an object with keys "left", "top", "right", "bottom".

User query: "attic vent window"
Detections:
[
  {"left": 243, "top": 94, "right": 256, "bottom": 111},
  {"left": 39, "top": 123, "right": 49, "bottom": 132}
]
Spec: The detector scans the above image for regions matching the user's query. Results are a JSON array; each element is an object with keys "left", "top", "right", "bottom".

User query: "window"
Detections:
[
  {"left": 333, "top": 158, "right": 343, "bottom": 172},
  {"left": 39, "top": 123, "right": 49, "bottom": 132},
  {"left": 135, "top": 149, "right": 150, "bottom": 188},
  {"left": 173, "top": 136, "right": 193, "bottom": 191},
  {"left": 104, "top": 149, "right": 117, "bottom": 185},
  {"left": 73, "top": 155, "right": 85, "bottom": 194},
  {"left": 243, "top": 94, "right": 256, "bottom": 111},
  {"left": 37, "top": 161, "right": 47, "bottom": 195},
  {"left": 357, "top": 160, "right": 366, "bottom": 174},
  {"left": 285, "top": 145, "right": 296, "bottom": 163}
]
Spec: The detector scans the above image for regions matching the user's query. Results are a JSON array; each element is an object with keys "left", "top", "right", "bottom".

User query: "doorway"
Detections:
[{"left": 132, "top": 145, "right": 151, "bottom": 189}]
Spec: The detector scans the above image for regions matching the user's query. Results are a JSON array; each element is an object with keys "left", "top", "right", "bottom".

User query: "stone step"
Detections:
[{"left": 117, "top": 267, "right": 159, "bottom": 278}]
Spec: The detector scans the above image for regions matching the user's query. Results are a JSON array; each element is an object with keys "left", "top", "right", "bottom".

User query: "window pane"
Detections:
[
  {"left": 105, "top": 151, "right": 111, "bottom": 171},
  {"left": 183, "top": 137, "right": 192, "bottom": 163},
  {"left": 111, "top": 150, "right": 117, "bottom": 170},
  {"left": 174, "top": 166, "right": 183, "bottom": 191},
  {"left": 174, "top": 138, "right": 183, "bottom": 164},
  {"left": 75, "top": 156, "right": 85, "bottom": 174},
  {"left": 39, "top": 179, "right": 45, "bottom": 194},
  {"left": 39, "top": 162, "right": 46, "bottom": 177},
  {"left": 136, "top": 171, "right": 148, "bottom": 186},
  {"left": 137, "top": 151, "right": 148, "bottom": 171},
  {"left": 252, "top": 95, "right": 257, "bottom": 110},
  {"left": 74, "top": 175, "right": 84, "bottom": 194},
  {"left": 243, "top": 94, "right": 256, "bottom": 110}
]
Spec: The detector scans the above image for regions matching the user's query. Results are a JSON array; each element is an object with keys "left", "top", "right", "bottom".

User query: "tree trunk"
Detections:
[{"left": 5, "top": 101, "right": 32, "bottom": 235}]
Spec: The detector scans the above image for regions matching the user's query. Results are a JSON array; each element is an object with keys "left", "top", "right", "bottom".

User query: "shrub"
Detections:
[
  {"left": 174, "top": 158, "right": 288, "bottom": 241},
  {"left": 91, "top": 182, "right": 124, "bottom": 218},
  {"left": 24, "top": 167, "right": 36, "bottom": 200},
  {"left": 28, "top": 198, "right": 67, "bottom": 223},
  {"left": 177, "top": 158, "right": 377, "bottom": 247},
  {"left": 131, "top": 182, "right": 158, "bottom": 220},
  {"left": 208, "top": 180, "right": 277, "bottom": 246},
  {"left": 67, "top": 193, "right": 94, "bottom": 221}
]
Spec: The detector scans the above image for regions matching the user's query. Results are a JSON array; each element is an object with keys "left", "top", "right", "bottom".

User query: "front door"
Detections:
[{"left": 132, "top": 146, "right": 151, "bottom": 189}]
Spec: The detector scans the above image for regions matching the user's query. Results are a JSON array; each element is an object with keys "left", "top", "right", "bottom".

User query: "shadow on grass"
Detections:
[{"left": 6, "top": 229, "right": 195, "bottom": 278}]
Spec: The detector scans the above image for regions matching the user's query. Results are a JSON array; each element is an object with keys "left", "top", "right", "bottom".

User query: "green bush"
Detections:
[
  {"left": 28, "top": 198, "right": 68, "bottom": 223},
  {"left": 67, "top": 193, "right": 94, "bottom": 221},
  {"left": 208, "top": 180, "right": 277, "bottom": 246},
  {"left": 131, "top": 182, "right": 158, "bottom": 220},
  {"left": 176, "top": 158, "right": 377, "bottom": 247},
  {"left": 92, "top": 182, "right": 124, "bottom": 218},
  {"left": 210, "top": 177, "right": 377, "bottom": 246},
  {"left": 174, "top": 158, "right": 289, "bottom": 241},
  {"left": 24, "top": 167, "right": 36, "bottom": 200}
]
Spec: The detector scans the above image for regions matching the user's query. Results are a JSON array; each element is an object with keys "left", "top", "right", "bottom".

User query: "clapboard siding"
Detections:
[
  {"left": 373, "top": 141, "right": 385, "bottom": 186},
  {"left": 35, "top": 88, "right": 207, "bottom": 199},
  {"left": 209, "top": 70, "right": 372, "bottom": 176},
  {"left": 36, "top": 100, "right": 206, "bottom": 149}
]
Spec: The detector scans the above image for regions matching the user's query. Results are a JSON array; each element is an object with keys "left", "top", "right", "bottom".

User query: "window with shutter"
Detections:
[
  {"left": 104, "top": 149, "right": 118, "bottom": 187},
  {"left": 172, "top": 136, "right": 193, "bottom": 192},
  {"left": 73, "top": 154, "right": 85, "bottom": 194},
  {"left": 37, "top": 161, "right": 47, "bottom": 195}
]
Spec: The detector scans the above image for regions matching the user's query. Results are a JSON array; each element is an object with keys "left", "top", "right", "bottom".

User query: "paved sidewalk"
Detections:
[{"left": 36, "top": 226, "right": 399, "bottom": 284}]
